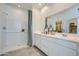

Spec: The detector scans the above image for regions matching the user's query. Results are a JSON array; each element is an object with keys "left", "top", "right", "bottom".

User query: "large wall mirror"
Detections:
[{"left": 45, "top": 5, "right": 79, "bottom": 34}]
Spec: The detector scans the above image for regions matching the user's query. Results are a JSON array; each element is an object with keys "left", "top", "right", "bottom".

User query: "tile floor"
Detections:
[{"left": 1, "top": 47, "right": 46, "bottom": 56}]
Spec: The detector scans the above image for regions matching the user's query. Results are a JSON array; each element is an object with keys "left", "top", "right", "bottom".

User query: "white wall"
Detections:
[
  {"left": 41, "top": 3, "right": 77, "bottom": 17},
  {"left": 32, "top": 7, "right": 41, "bottom": 33},
  {"left": 0, "top": 26, "right": 1, "bottom": 54},
  {"left": 0, "top": 4, "right": 28, "bottom": 54},
  {"left": 32, "top": 7, "right": 41, "bottom": 45},
  {"left": 0, "top": 4, "right": 7, "bottom": 54}
]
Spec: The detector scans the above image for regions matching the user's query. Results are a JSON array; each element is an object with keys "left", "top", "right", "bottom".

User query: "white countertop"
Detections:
[{"left": 34, "top": 32, "right": 79, "bottom": 43}]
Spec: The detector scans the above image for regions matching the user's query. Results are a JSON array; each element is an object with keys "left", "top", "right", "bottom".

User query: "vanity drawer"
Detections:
[{"left": 49, "top": 38, "right": 77, "bottom": 50}]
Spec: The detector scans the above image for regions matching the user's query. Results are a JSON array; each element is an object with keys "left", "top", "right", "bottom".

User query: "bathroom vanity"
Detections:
[
  {"left": 33, "top": 4, "right": 79, "bottom": 56},
  {"left": 33, "top": 32, "right": 79, "bottom": 56}
]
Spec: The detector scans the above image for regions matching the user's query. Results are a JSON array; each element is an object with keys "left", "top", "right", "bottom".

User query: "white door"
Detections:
[{"left": 0, "top": 11, "right": 7, "bottom": 54}]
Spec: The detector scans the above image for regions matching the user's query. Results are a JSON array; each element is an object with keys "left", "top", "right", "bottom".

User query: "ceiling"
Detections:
[
  {"left": 7, "top": 3, "right": 75, "bottom": 11},
  {"left": 33, "top": 3, "right": 55, "bottom": 10},
  {"left": 7, "top": 3, "right": 54, "bottom": 10},
  {"left": 7, "top": 3, "right": 32, "bottom": 10}
]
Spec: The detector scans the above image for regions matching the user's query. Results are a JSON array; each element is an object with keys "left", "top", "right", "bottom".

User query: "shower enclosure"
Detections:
[{"left": 0, "top": 4, "right": 32, "bottom": 54}]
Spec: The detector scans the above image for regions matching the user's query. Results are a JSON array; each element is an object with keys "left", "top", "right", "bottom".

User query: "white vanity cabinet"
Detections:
[
  {"left": 46, "top": 38, "right": 76, "bottom": 56},
  {"left": 34, "top": 34, "right": 49, "bottom": 54},
  {"left": 40, "top": 36, "right": 50, "bottom": 55},
  {"left": 34, "top": 34, "right": 41, "bottom": 48},
  {"left": 34, "top": 33, "right": 79, "bottom": 56},
  {"left": 76, "top": 43, "right": 79, "bottom": 56}
]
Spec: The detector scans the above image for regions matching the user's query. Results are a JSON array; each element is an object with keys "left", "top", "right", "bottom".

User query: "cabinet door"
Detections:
[
  {"left": 34, "top": 34, "right": 76, "bottom": 56},
  {"left": 76, "top": 43, "right": 79, "bottom": 56},
  {"left": 40, "top": 36, "right": 49, "bottom": 55},
  {"left": 34, "top": 34, "right": 41, "bottom": 48},
  {"left": 34, "top": 34, "right": 50, "bottom": 55},
  {"left": 47, "top": 38, "right": 76, "bottom": 56}
]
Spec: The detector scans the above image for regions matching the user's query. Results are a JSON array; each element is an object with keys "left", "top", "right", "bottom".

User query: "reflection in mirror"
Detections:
[
  {"left": 55, "top": 20, "right": 62, "bottom": 33},
  {"left": 44, "top": 17, "right": 48, "bottom": 34},
  {"left": 47, "top": 16, "right": 77, "bottom": 34},
  {"left": 46, "top": 4, "right": 79, "bottom": 34},
  {"left": 68, "top": 18, "right": 77, "bottom": 33}
]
